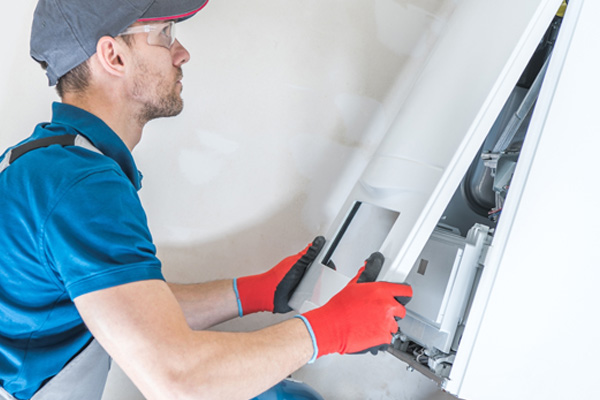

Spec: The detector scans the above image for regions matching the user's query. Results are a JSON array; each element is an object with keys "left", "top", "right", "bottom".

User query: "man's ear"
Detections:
[{"left": 95, "top": 36, "right": 127, "bottom": 79}]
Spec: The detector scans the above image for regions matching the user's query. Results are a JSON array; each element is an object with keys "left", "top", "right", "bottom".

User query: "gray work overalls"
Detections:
[
  {"left": 1, "top": 135, "right": 112, "bottom": 400},
  {"left": 0, "top": 340, "right": 111, "bottom": 400}
]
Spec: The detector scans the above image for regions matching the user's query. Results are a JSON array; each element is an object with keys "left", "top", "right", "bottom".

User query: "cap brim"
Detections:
[{"left": 138, "top": 0, "right": 209, "bottom": 22}]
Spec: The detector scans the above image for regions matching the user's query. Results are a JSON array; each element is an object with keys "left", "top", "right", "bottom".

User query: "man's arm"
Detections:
[
  {"left": 75, "top": 253, "right": 412, "bottom": 400},
  {"left": 168, "top": 280, "right": 239, "bottom": 330},
  {"left": 75, "top": 279, "right": 313, "bottom": 400}
]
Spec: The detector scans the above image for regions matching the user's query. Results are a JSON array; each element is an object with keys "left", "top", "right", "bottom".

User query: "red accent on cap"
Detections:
[{"left": 137, "top": 1, "right": 209, "bottom": 22}]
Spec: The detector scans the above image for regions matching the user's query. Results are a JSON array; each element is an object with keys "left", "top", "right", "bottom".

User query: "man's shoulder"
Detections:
[
  {"left": 16, "top": 142, "right": 123, "bottom": 183},
  {"left": 1, "top": 142, "right": 131, "bottom": 219}
]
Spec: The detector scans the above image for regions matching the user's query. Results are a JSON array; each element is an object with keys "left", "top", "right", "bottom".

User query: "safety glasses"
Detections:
[{"left": 119, "top": 21, "right": 176, "bottom": 49}]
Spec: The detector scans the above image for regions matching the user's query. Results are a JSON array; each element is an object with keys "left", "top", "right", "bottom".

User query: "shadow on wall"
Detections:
[{"left": 158, "top": 193, "right": 319, "bottom": 287}]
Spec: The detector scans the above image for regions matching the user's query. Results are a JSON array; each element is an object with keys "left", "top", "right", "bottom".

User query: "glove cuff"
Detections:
[
  {"left": 232, "top": 278, "right": 244, "bottom": 317},
  {"left": 294, "top": 315, "right": 318, "bottom": 364},
  {"left": 234, "top": 273, "right": 272, "bottom": 316},
  {"left": 300, "top": 307, "right": 342, "bottom": 359}
]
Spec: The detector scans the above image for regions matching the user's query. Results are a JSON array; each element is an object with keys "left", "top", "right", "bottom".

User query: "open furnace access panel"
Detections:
[
  {"left": 390, "top": 12, "right": 563, "bottom": 382},
  {"left": 289, "top": 0, "right": 568, "bottom": 397}
]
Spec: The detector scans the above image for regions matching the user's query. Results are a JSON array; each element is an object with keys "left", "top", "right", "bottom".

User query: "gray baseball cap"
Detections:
[{"left": 30, "top": 0, "right": 209, "bottom": 86}]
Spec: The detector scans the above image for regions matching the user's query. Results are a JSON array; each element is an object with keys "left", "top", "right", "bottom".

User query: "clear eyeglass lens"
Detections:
[
  {"left": 148, "top": 21, "right": 176, "bottom": 48},
  {"left": 119, "top": 21, "right": 176, "bottom": 49}
]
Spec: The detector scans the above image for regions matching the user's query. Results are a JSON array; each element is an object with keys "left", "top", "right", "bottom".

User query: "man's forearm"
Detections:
[
  {"left": 168, "top": 280, "right": 239, "bottom": 330},
  {"left": 170, "top": 318, "right": 314, "bottom": 400},
  {"left": 75, "top": 280, "right": 314, "bottom": 400}
]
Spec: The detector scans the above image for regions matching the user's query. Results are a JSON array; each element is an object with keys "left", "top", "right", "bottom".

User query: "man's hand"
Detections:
[
  {"left": 297, "top": 252, "right": 412, "bottom": 361},
  {"left": 234, "top": 236, "right": 326, "bottom": 316}
]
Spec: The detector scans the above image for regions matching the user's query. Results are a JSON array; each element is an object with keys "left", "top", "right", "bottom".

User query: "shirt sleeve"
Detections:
[{"left": 42, "top": 168, "right": 164, "bottom": 299}]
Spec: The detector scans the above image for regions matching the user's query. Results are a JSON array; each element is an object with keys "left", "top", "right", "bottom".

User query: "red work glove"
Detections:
[
  {"left": 234, "top": 236, "right": 326, "bottom": 316},
  {"left": 297, "top": 252, "right": 412, "bottom": 362}
]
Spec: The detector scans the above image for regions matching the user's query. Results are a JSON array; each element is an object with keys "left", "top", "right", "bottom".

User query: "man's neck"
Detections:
[{"left": 62, "top": 93, "right": 143, "bottom": 151}]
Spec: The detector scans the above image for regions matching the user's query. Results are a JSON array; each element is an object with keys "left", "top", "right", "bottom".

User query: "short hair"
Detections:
[
  {"left": 40, "top": 34, "right": 135, "bottom": 98},
  {"left": 57, "top": 60, "right": 91, "bottom": 98}
]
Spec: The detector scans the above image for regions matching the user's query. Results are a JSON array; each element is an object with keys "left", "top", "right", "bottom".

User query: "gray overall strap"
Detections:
[
  {"left": 0, "top": 339, "right": 111, "bottom": 400},
  {"left": 0, "top": 134, "right": 103, "bottom": 173},
  {"left": 0, "top": 134, "right": 109, "bottom": 399}
]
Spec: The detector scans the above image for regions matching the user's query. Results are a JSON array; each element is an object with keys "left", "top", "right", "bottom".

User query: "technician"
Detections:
[{"left": 0, "top": 1, "right": 412, "bottom": 399}]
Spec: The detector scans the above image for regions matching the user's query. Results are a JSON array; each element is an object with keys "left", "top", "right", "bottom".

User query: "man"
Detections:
[{"left": 0, "top": 0, "right": 412, "bottom": 399}]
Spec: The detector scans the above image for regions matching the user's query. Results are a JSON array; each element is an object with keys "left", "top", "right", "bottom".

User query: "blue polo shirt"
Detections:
[{"left": 0, "top": 102, "right": 164, "bottom": 399}]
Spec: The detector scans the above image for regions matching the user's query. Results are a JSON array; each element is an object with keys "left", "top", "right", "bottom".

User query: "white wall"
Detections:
[{"left": 3, "top": 1, "right": 458, "bottom": 399}]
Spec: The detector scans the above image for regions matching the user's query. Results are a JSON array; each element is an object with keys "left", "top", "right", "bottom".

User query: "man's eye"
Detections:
[{"left": 160, "top": 26, "right": 171, "bottom": 37}]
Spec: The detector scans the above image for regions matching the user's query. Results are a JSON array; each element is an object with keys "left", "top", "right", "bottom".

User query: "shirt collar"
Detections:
[{"left": 50, "top": 102, "right": 142, "bottom": 190}]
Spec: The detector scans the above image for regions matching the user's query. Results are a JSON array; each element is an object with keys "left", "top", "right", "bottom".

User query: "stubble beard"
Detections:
[
  {"left": 138, "top": 86, "right": 183, "bottom": 124},
  {"left": 132, "top": 62, "right": 184, "bottom": 125}
]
